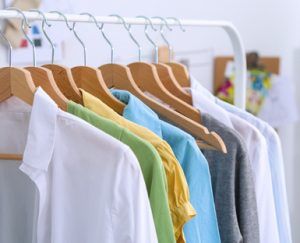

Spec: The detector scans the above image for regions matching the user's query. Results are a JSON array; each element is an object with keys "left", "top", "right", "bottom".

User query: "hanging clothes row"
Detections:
[{"left": 0, "top": 9, "right": 291, "bottom": 243}]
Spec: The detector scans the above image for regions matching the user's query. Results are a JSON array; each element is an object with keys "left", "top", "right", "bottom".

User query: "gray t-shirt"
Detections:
[{"left": 201, "top": 113, "right": 260, "bottom": 243}]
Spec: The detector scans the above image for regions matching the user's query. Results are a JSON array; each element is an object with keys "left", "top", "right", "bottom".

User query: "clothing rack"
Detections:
[{"left": 0, "top": 10, "right": 247, "bottom": 109}]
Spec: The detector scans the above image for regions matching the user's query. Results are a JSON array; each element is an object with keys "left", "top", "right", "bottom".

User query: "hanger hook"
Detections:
[
  {"left": 7, "top": 7, "right": 36, "bottom": 66},
  {"left": 79, "top": 13, "right": 114, "bottom": 64},
  {"left": 48, "top": 11, "right": 73, "bottom": 64},
  {"left": 72, "top": 20, "right": 87, "bottom": 66},
  {"left": 151, "top": 16, "right": 172, "bottom": 31},
  {"left": 151, "top": 16, "right": 173, "bottom": 61},
  {"left": 135, "top": 15, "right": 157, "bottom": 32},
  {"left": 0, "top": 25, "right": 12, "bottom": 67},
  {"left": 28, "top": 9, "right": 55, "bottom": 64},
  {"left": 166, "top": 17, "right": 186, "bottom": 32},
  {"left": 49, "top": 11, "right": 73, "bottom": 30},
  {"left": 110, "top": 14, "right": 142, "bottom": 62},
  {"left": 97, "top": 22, "right": 115, "bottom": 64},
  {"left": 135, "top": 16, "right": 159, "bottom": 63}
]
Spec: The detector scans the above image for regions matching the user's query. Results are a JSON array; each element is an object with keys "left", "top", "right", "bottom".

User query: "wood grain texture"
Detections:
[
  {"left": 25, "top": 66, "right": 68, "bottom": 111},
  {"left": 0, "top": 67, "right": 35, "bottom": 105},
  {"left": 154, "top": 63, "right": 192, "bottom": 104},
  {"left": 165, "top": 62, "right": 190, "bottom": 88},
  {"left": 72, "top": 66, "right": 125, "bottom": 114},
  {"left": 158, "top": 45, "right": 190, "bottom": 87},
  {"left": 43, "top": 64, "right": 82, "bottom": 104},
  {"left": 128, "top": 62, "right": 200, "bottom": 123}
]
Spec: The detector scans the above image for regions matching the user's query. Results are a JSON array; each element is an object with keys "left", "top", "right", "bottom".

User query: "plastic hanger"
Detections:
[
  {"left": 123, "top": 15, "right": 200, "bottom": 123},
  {"left": 159, "top": 17, "right": 191, "bottom": 88},
  {"left": 7, "top": 8, "right": 68, "bottom": 111},
  {"left": 99, "top": 15, "right": 226, "bottom": 153},
  {"left": 151, "top": 16, "right": 192, "bottom": 103},
  {"left": 34, "top": 10, "right": 82, "bottom": 104},
  {"left": 70, "top": 13, "right": 125, "bottom": 114},
  {"left": 0, "top": 15, "right": 36, "bottom": 161}
]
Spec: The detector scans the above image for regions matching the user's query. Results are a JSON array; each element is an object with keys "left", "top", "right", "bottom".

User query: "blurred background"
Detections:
[{"left": 1, "top": 0, "right": 299, "bottom": 241}]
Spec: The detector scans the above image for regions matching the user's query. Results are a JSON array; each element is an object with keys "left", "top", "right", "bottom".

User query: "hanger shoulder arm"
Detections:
[
  {"left": 166, "top": 62, "right": 190, "bottom": 88},
  {"left": 99, "top": 63, "right": 134, "bottom": 89},
  {"left": 43, "top": 64, "right": 82, "bottom": 104},
  {"left": 142, "top": 95, "right": 226, "bottom": 153},
  {"left": 72, "top": 66, "right": 125, "bottom": 114},
  {"left": 0, "top": 67, "right": 35, "bottom": 105},
  {"left": 154, "top": 63, "right": 192, "bottom": 104},
  {"left": 128, "top": 62, "right": 200, "bottom": 123},
  {"left": 25, "top": 66, "right": 68, "bottom": 110}
]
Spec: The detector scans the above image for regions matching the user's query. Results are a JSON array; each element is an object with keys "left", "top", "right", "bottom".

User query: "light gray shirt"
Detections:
[{"left": 201, "top": 113, "right": 260, "bottom": 243}]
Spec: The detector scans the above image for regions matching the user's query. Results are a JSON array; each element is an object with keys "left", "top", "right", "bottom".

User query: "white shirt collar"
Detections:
[{"left": 22, "top": 87, "right": 58, "bottom": 172}]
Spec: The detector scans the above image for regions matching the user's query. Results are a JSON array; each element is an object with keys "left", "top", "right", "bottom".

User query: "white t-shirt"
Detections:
[{"left": 0, "top": 88, "right": 158, "bottom": 243}]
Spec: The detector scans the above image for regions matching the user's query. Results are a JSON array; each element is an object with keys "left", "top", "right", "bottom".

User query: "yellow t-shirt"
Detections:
[{"left": 80, "top": 89, "right": 196, "bottom": 242}]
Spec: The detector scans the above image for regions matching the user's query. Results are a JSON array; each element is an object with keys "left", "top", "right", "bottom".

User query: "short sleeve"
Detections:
[
  {"left": 111, "top": 148, "right": 158, "bottom": 243},
  {"left": 157, "top": 141, "right": 196, "bottom": 241}
]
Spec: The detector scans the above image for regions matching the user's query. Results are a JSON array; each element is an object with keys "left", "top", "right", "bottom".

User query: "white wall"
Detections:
[{"left": 1, "top": 0, "right": 299, "bottom": 241}]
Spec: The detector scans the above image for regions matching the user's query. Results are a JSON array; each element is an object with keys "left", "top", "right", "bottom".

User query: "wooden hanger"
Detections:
[
  {"left": 70, "top": 13, "right": 125, "bottom": 114},
  {"left": 0, "top": 67, "right": 36, "bottom": 161},
  {"left": 135, "top": 16, "right": 192, "bottom": 104},
  {"left": 157, "top": 46, "right": 191, "bottom": 97},
  {"left": 43, "top": 64, "right": 82, "bottom": 104},
  {"left": 24, "top": 60, "right": 68, "bottom": 111},
  {"left": 100, "top": 63, "right": 226, "bottom": 153},
  {"left": 162, "top": 17, "right": 192, "bottom": 88},
  {"left": 148, "top": 22, "right": 191, "bottom": 103},
  {"left": 34, "top": 10, "right": 82, "bottom": 104},
  {"left": 150, "top": 21, "right": 191, "bottom": 100},
  {"left": 123, "top": 16, "right": 201, "bottom": 122},
  {"left": 99, "top": 15, "right": 226, "bottom": 152},
  {"left": 71, "top": 66, "right": 124, "bottom": 114},
  {"left": 137, "top": 16, "right": 192, "bottom": 101},
  {"left": 135, "top": 16, "right": 192, "bottom": 110},
  {"left": 158, "top": 45, "right": 191, "bottom": 88},
  {"left": 10, "top": 8, "right": 69, "bottom": 111},
  {"left": 0, "top": 67, "right": 36, "bottom": 109},
  {"left": 128, "top": 62, "right": 201, "bottom": 122},
  {"left": 0, "top": 9, "right": 37, "bottom": 161},
  {"left": 165, "top": 62, "right": 190, "bottom": 88},
  {"left": 154, "top": 63, "right": 192, "bottom": 104},
  {"left": 24, "top": 66, "right": 68, "bottom": 110}
]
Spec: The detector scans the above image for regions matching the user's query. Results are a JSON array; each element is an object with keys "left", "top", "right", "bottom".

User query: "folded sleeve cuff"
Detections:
[{"left": 171, "top": 201, "right": 197, "bottom": 241}]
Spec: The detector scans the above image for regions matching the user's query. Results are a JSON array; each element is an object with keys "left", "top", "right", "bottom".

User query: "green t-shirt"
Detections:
[{"left": 67, "top": 101, "right": 175, "bottom": 243}]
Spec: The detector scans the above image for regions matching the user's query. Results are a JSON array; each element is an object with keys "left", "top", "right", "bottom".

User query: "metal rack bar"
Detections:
[{"left": 0, "top": 10, "right": 247, "bottom": 109}]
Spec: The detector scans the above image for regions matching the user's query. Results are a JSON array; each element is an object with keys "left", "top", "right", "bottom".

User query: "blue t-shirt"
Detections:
[{"left": 111, "top": 89, "right": 221, "bottom": 243}]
